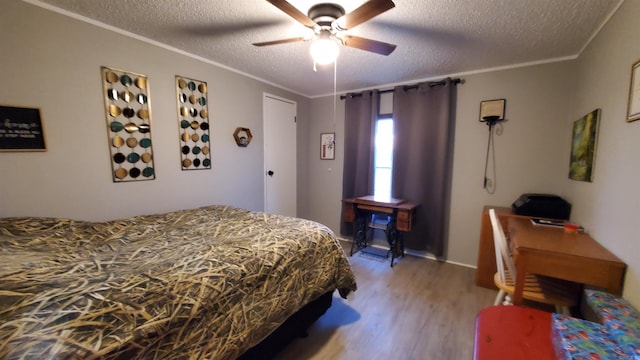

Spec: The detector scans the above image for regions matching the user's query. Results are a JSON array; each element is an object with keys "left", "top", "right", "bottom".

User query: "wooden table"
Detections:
[
  {"left": 342, "top": 195, "right": 417, "bottom": 267},
  {"left": 508, "top": 217, "right": 626, "bottom": 305}
]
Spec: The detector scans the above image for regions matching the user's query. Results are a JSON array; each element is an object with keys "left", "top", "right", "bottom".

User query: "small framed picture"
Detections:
[
  {"left": 320, "top": 132, "right": 335, "bottom": 160},
  {"left": 0, "top": 105, "right": 46, "bottom": 151},
  {"left": 626, "top": 59, "right": 640, "bottom": 122},
  {"left": 479, "top": 99, "right": 506, "bottom": 121}
]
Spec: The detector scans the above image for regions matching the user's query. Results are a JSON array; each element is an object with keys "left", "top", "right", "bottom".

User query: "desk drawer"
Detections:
[
  {"left": 342, "top": 202, "right": 355, "bottom": 222},
  {"left": 359, "top": 204, "right": 394, "bottom": 214},
  {"left": 397, "top": 209, "right": 414, "bottom": 232}
]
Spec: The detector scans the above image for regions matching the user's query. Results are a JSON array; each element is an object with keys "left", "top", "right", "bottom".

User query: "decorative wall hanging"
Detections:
[
  {"left": 320, "top": 132, "right": 335, "bottom": 160},
  {"left": 176, "top": 76, "right": 211, "bottom": 170},
  {"left": 569, "top": 109, "right": 600, "bottom": 182},
  {"left": 233, "top": 127, "right": 252, "bottom": 147},
  {"left": 0, "top": 105, "right": 46, "bottom": 151},
  {"left": 101, "top": 66, "right": 155, "bottom": 182},
  {"left": 626, "top": 59, "right": 640, "bottom": 122}
]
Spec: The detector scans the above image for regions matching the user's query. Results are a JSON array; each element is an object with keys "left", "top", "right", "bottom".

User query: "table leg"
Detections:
[
  {"left": 350, "top": 215, "right": 368, "bottom": 256},
  {"left": 386, "top": 217, "right": 403, "bottom": 267}
]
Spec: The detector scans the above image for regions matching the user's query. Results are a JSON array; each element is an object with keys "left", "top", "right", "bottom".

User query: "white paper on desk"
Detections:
[{"left": 530, "top": 218, "right": 564, "bottom": 227}]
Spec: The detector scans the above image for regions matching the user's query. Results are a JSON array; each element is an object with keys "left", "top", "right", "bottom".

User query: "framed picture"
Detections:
[
  {"left": 0, "top": 105, "right": 46, "bottom": 151},
  {"left": 569, "top": 109, "right": 601, "bottom": 182},
  {"left": 479, "top": 99, "right": 506, "bottom": 121},
  {"left": 320, "top": 132, "right": 335, "bottom": 160},
  {"left": 626, "top": 59, "right": 640, "bottom": 122}
]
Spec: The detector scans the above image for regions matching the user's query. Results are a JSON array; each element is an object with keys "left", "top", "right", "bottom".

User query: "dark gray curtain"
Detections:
[
  {"left": 340, "top": 90, "right": 379, "bottom": 236},
  {"left": 392, "top": 79, "right": 456, "bottom": 258}
]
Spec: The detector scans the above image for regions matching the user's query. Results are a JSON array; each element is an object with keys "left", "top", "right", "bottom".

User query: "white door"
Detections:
[{"left": 263, "top": 94, "right": 297, "bottom": 217}]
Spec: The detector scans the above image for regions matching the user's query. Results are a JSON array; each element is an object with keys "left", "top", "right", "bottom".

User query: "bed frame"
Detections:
[{"left": 238, "top": 291, "right": 333, "bottom": 359}]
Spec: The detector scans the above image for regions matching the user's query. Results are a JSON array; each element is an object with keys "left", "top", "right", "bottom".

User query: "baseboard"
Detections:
[{"left": 337, "top": 237, "right": 477, "bottom": 270}]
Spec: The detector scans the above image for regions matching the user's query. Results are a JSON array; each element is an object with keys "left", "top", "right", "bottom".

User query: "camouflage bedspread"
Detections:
[{"left": 0, "top": 205, "right": 357, "bottom": 359}]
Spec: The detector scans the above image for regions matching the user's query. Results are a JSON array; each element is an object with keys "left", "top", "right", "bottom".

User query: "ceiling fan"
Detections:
[{"left": 254, "top": 0, "right": 397, "bottom": 62}]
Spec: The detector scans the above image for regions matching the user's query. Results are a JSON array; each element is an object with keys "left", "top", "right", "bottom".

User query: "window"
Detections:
[{"left": 374, "top": 117, "right": 394, "bottom": 199}]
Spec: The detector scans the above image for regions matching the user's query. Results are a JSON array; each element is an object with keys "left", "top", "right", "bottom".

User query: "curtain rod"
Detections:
[{"left": 339, "top": 78, "right": 462, "bottom": 100}]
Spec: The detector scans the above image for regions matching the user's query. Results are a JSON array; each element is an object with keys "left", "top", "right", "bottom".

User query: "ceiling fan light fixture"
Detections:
[
  {"left": 255, "top": 0, "right": 397, "bottom": 60},
  {"left": 310, "top": 37, "right": 339, "bottom": 65}
]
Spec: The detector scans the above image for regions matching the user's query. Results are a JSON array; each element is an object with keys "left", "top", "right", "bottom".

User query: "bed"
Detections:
[{"left": 0, "top": 205, "right": 357, "bottom": 359}]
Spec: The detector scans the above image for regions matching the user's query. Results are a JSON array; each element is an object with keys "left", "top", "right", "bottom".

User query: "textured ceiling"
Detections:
[{"left": 32, "top": 0, "right": 623, "bottom": 97}]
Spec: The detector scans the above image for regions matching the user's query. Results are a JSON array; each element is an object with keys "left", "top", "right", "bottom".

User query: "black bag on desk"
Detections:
[{"left": 512, "top": 194, "right": 571, "bottom": 220}]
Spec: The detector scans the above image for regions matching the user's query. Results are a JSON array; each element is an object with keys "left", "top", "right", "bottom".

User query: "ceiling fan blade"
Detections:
[
  {"left": 340, "top": 35, "right": 396, "bottom": 55},
  {"left": 266, "top": 0, "right": 316, "bottom": 28},
  {"left": 334, "top": 0, "right": 395, "bottom": 30},
  {"left": 253, "top": 37, "right": 306, "bottom": 47}
]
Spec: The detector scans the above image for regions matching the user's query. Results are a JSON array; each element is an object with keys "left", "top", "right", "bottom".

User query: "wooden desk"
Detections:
[
  {"left": 508, "top": 217, "right": 626, "bottom": 306},
  {"left": 342, "top": 196, "right": 417, "bottom": 267}
]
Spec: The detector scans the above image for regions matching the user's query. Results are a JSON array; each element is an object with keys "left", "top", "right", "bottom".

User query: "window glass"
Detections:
[{"left": 374, "top": 118, "right": 393, "bottom": 199}]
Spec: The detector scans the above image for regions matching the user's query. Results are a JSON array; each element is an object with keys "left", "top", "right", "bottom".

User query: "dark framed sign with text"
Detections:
[{"left": 0, "top": 106, "right": 46, "bottom": 151}]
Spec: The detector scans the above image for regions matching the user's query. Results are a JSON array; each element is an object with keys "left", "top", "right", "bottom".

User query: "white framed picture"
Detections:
[{"left": 320, "top": 132, "right": 335, "bottom": 160}]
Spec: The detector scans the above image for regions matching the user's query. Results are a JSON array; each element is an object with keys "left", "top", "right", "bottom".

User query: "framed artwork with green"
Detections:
[{"left": 569, "top": 109, "right": 600, "bottom": 182}]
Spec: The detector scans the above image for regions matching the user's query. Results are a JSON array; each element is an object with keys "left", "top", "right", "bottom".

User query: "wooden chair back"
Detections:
[{"left": 489, "top": 209, "right": 516, "bottom": 285}]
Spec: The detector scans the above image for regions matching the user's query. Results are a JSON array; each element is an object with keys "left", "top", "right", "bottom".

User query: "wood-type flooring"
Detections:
[{"left": 274, "top": 241, "right": 497, "bottom": 360}]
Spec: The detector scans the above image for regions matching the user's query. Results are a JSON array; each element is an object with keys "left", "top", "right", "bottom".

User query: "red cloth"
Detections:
[{"left": 474, "top": 306, "right": 556, "bottom": 360}]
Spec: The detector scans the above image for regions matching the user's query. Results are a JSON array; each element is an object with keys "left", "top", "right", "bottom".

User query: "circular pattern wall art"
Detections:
[
  {"left": 101, "top": 66, "right": 155, "bottom": 182},
  {"left": 176, "top": 76, "right": 211, "bottom": 170}
]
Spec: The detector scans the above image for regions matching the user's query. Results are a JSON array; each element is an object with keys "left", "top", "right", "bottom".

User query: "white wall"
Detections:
[
  {"left": 301, "top": 96, "right": 345, "bottom": 231},
  {"left": 564, "top": 0, "right": 640, "bottom": 308},
  {"left": 450, "top": 62, "right": 576, "bottom": 265},
  {"left": 0, "top": 1, "right": 308, "bottom": 221}
]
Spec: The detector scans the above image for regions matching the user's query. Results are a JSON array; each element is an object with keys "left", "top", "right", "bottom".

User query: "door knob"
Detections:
[{"left": 267, "top": 170, "right": 274, "bottom": 177}]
